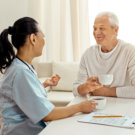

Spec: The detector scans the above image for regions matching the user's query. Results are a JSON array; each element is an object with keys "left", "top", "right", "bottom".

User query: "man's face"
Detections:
[{"left": 93, "top": 16, "right": 118, "bottom": 46}]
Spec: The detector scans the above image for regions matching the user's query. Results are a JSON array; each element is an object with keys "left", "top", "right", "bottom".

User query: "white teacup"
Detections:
[
  {"left": 98, "top": 74, "right": 113, "bottom": 86},
  {"left": 90, "top": 96, "right": 106, "bottom": 109}
]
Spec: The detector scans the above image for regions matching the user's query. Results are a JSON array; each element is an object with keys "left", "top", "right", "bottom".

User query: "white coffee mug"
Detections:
[
  {"left": 98, "top": 74, "right": 113, "bottom": 86},
  {"left": 90, "top": 96, "right": 106, "bottom": 109}
]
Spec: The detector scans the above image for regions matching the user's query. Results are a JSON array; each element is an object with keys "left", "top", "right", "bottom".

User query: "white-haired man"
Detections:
[{"left": 73, "top": 12, "right": 135, "bottom": 98}]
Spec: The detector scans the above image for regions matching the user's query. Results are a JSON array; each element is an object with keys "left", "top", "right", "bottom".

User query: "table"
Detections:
[{"left": 39, "top": 96, "right": 135, "bottom": 135}]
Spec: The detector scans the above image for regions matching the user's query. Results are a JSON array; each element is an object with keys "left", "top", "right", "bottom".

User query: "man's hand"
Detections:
[
  {"left": 43, "top": 74, "right": 61, "bottom": 88},
  {"left": 91, "top": 86, "right": 116, "bottom": 97},
  {"left": 78, "top": 76, "right": 103, "bottom": 96}
]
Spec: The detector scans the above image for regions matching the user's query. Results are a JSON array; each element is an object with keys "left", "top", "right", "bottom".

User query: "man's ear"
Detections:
[
  {"left": 29, "top": 34, "right": 37, "bottom": 46},
  {"left": 114, "top": 26, "right": 119, "bottom": 34}
]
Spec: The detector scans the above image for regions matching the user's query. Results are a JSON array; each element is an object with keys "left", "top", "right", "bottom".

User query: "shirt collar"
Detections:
[
  {"left": 14, "top": 58, "right": 37, "bottom": 75},
  {"left": 98, "top": 40, "right": 120, "bottom": 59}
]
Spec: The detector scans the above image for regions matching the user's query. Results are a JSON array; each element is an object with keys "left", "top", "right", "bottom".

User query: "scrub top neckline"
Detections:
[{"left": 16, "top": 57, "right": 35, "bottom": 74}]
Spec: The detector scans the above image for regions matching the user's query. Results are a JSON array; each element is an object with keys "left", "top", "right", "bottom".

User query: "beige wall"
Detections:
[
  {"left": 0, "top": 0, "right": 28, "bottom": 32},
  {"left": 0, "top": 0, "right": 45, "bottom": 33}
]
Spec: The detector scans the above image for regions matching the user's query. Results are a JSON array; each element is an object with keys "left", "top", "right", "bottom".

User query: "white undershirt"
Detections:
[{"left": 99, "top": 41, "right": 119, "bottom": 60}]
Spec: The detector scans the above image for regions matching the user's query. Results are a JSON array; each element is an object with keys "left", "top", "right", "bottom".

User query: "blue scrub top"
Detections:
[{"left": 0, "top": 58, "right": 55, "bottom": 135}]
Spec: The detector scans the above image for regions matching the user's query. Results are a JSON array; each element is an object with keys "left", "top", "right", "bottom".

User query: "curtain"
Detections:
[{"left": 28, "top": 0, "right": 90, "bottom": 62}]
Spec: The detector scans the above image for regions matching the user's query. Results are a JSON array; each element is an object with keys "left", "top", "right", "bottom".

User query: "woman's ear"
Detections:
[{"left": 29, "top": 34, "right": 37, "bottom": 46}]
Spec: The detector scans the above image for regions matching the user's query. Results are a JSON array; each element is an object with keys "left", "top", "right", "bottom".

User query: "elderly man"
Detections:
[{"left": 73, "top": 12, "right": 135, "bottom": 98}]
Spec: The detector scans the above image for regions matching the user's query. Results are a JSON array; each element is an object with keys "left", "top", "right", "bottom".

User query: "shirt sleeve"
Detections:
[
  {"left": 73, "top": 53, "right": 89, "bottom": 96},
  {"left": 116, "top": 48, "right": 135, "bottom": 98},
  {"left": 12, "top": 68, "right": 55, "bottom": 124}
]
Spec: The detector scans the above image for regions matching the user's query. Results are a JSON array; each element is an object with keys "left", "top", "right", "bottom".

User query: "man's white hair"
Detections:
[{"left": 95, "top": 12, "right": 119, "bottom": 27}]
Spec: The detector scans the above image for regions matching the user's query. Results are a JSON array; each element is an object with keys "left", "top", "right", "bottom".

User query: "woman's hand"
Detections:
[
  {"left": 43, "top": 74, "right": 61, "bottom": 88},
  {"left": 79, "top": 100, "right": 98, "bottom": 113},
  {"left": 43, "top": 100, "right": 98, "bottom": 121}
]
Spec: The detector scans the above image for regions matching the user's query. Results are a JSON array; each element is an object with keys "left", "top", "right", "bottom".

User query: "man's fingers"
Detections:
[
  {"left": 56, "top": 74, "right": 60, "bottom": 78},
  {"left": 88, "top": 84, "right": 103, "bottom": 92},
  {"left": 87, "top": 76, "right": 98, "bottom": 82}
]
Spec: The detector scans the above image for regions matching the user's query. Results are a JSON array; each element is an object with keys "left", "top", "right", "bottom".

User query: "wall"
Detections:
[
  {"left": 0, "top": 0, "right": 28, "bottom": 32},
  {"left": 0, "top": 0, "right": 44, "bottom": 63}
]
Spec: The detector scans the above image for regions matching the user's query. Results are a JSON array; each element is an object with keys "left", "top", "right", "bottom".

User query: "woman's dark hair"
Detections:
[{"left": 0, "top": 17, "right": 38, "bottom": 73}]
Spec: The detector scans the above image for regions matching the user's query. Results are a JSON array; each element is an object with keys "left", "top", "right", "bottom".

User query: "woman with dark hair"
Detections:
[{"left": 0, "top": 17, "right": 97, "bottom": 135}]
